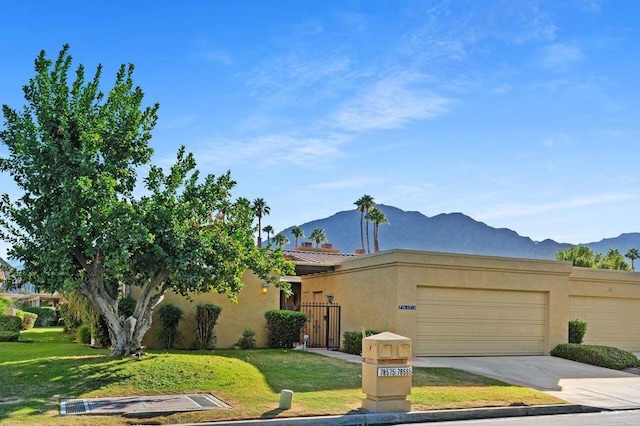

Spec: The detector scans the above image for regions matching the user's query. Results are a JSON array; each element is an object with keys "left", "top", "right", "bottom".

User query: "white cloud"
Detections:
[
  {"left": 329, "top": 72, "right": 452, "bottom": 132},
  {"left": 478, "top": 193, "right": 636, "bottom": 220},
  {"left": 540, "top": 43, "right": 585, "bottom": 71}
]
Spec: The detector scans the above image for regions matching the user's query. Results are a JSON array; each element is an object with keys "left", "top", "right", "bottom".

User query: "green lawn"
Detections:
[{"left": 0, "top": 328, "right": 563, "bottom": 425}]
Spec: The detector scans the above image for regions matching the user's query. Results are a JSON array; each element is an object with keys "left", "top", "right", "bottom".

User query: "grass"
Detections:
[{"left": 0, "top": 328, "right": 564, "bottom": 425}]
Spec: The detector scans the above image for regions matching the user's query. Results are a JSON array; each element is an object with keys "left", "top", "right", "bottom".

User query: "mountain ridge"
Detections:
[{"left": 278, "top": 204, "right": 639, "bottom": 260}]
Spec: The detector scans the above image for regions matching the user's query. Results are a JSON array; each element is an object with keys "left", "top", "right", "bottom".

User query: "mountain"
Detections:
[{"left": 279, "top": 204, "right": 640, "bottom": 260}]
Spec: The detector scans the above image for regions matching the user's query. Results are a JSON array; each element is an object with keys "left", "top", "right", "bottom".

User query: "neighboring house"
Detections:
[
  {"left": 301, "top": 249, "right": 640, "bottom": 356},
  {"left": 0, "top": 256, "right": 64, "bottom": 310}
]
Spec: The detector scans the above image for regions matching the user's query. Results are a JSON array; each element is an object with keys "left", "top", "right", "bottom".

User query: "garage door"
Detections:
[
  {"left": 569, "top": 296, "right": 640, "bottom": 351},
  {"left": 417, "top": 287, "right": 547, "bottom": 356}
]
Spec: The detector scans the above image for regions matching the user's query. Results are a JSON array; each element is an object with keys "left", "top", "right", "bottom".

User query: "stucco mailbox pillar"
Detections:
[{"left": 361, "top": 332, "right": 412, "bottom": 412}]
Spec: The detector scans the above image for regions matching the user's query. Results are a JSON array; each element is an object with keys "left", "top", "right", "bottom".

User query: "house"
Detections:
[
  {"left": 301, "top": 249, "right": 640, "bottom": 356},
  {"left": 0, "top": 256, "right": 64, "bottom": 310}
]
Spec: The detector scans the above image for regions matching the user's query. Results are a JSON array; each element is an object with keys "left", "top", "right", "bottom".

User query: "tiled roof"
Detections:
[{"left": 282, "top": 250, "right": 360, "bottom": 266}]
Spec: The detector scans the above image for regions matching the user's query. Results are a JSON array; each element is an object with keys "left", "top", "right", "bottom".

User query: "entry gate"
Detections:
[{"left": 283, "top": 303, "right": 341, "bottom": 349}]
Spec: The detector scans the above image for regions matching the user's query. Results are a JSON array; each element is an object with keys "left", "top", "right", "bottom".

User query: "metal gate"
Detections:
[{"left": 283, "top": 303, "right": 341, "bottom": 349}]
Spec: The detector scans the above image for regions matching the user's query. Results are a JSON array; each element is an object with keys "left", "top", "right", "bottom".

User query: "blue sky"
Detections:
[{"left": 1, "top": 0, "right": 639, "bottom": 261}]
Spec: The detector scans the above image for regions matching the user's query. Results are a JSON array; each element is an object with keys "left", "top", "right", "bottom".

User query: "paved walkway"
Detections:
[{"left": 307, "top": 348, "right": 640, "bottom": 410}]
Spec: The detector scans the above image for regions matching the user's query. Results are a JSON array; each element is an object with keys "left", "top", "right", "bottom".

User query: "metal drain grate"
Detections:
[
  {"left": 60, "top": 399, "right": 89, "bottom": 415},
  {"left": 188, "top": 394, "right": 230, "bottom": 409}
]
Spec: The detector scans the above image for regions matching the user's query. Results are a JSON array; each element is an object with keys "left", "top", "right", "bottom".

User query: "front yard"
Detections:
[{"left": 0, "top": 328, "right": 563, "bottom": 425}]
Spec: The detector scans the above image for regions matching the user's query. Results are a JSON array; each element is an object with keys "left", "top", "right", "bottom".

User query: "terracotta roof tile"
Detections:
[{"left": 282, "top": 250, "right": 360, "bottom": 266}]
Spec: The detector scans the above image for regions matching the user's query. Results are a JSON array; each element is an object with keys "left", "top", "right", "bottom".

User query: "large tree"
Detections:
[
  {"left": 309, "top": 228, "right": 327, "bottom": 248},
  {"left": 251, "top": 198, "right": 270, "bottom": 248},
  {"left": 555, "top": 245, "right": 630, "bottom": 270},
  {"left": 355, "top": 195, "right": 375, "bottom": 253},
  {"left": 290, "top": 225, "right": 304, "bottom": 247},
  {"left": 0, "top": 46, "right": 291, "bottom": 356},
  {"left": 365, "top": 207, "right": 389, "bottom": 253},
  {"left": 625, "top": 248, "right": 639, "bottom": 271}
]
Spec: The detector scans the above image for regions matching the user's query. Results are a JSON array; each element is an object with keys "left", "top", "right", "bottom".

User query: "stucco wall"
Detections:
[
  {"left": 136, "top": 271, "right": 280, "bottom": 350},
  {"left": 301, "top": 249, "right": 640, "bottom": 355}
]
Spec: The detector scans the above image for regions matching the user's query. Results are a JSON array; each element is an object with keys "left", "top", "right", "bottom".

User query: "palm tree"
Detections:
[
  {"left": 291, "top": 226, "right": 304, "bottom": 247},
  {"left": 355, "top": 194, "right": 374, "bottom": 253},
  {"left": 310, "top": 228, "right": 327, "bottom": 248},
  {"left": 251, "top": 198, "right": 270, "bottom": 248},
  {"left": 262, "top": 225, "right": 274, "bottom": 246},
  {"left": 626, "top": 248, "right": 640, "bottom": 271},
  {"left": 272, "top": 232, "right": 290, "bottom": 248},
  {"left": 365, "top": 207, "right": 389, "bottom": 252}
]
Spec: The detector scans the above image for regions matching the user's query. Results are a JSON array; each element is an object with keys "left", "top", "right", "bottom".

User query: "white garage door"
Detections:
[
  {"left": 569, "top": 296, "right": 640, "bottom": 351},
  {"left": 417, "top": 287, "right": 547, "bottom": 356}
]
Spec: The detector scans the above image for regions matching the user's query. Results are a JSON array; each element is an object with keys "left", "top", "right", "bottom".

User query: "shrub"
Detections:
[
  {"left": 76, "top": 324, "right": 92, "bottom": 344},
  {"left": 0, "top": 331, "right": 19, "bottom": 342},
  {"left": 551, "top": 343, "right": 640, "bottom": 370},
  {"left": 194, "top": 304, "right": 221, "bottom": 350},
  {"left": 22, "top": 306, "right": 56, "bottom": 327},
  {"left": 157, "top": 303, "right": 183, "bottom": 349},
  {"left": 236, "top": 328, "right": 257, "bottom": 349},
  {"left": 568, "top": 319, "right": 587, "bottom": 344},
  {"left": 16, "top": 310, "right": 37, "bottom": 330},
  {"left": 118, "top": 296, "right": 136, "bottom": 318},
  {"left": 58, "top": 303, "right": 82, "bottom": 334},
  {"left": 0, "top": 315, "right": 22, "bottom": 332},
  {"left": 343, "top": 329, "right": 380, "bottom": 355},
  {"left": 0, "top": 295, "right": 12, "bottom": 315},
  {"left": 92, "top": 315, "right": 111, "bottom": 348},
  {"left": 264, "top": 310, "right": 308, "bottom": 349}
]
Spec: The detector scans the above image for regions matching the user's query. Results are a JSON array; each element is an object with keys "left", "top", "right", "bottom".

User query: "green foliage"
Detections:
[
  {"left": 264, "top": 310, "right": 308, "bottom": 348},
  {"left": 0, "top": 295, "right": 12, "bottom": 314},
  {"left": 309, "top": 228, "right": 328, "bottom": 248},
  {"left": 92, "top": 315, "right": 111, "bottom": 348},
  {"left": 16, "top": 310, "right": 37, "bottom": 330},
  {"left": 343, "top": 330, "right": 380, "bottom": 355},
  {"left": 118, "top": 295, "right": 136, "bottom": 318},
  {"left": 551, "top": 343, "right": 640, "bottom": 370},
  {"left": 58, "top": 303, "right": 83, "bottom": 334},
  {"left": 76, "top": 324, "right": 92, "bottom": 344},
  {"left": 236, "top": 328, "right": 257, "bottom": 349},
  {"left": 0, "top": 330, "right": 19, "bottom": 342},
  {"left": 194, "top": 303, "right": 221, "bottom": 350},
  {"left": 0, "top": 45, "right": 293, "bottom": 355},
  {"left": 0, "top": 315, "right": 22, "bottom": 332},
  {"left": 21, "top": 306, "right": 57, "bottom": 327},
  {"left": 568, "top": 319, "right": 587, "bottom": 344},
  {"left": 556, "top": 246, "right": 630, "bottom": 270},
  {"left": 157, "top": 303, "right": 183, "bottom": 349}
]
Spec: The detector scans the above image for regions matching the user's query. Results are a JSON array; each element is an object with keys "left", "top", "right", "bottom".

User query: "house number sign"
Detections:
[
  {"left": 377, "top": 367, "right": 413, "bottom": 377},
  {"left": 398, "top": 305, "right": 416, "bottom": 310}
]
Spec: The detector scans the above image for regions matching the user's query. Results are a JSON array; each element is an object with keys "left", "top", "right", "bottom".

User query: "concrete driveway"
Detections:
[{"left": 419, "top": 355, "right": 640, "bottom": 410}]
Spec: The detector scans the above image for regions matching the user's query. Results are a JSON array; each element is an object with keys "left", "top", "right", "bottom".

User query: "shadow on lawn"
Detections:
[{"left": 0, "top": 352, "right": 132, "bottom": 423}]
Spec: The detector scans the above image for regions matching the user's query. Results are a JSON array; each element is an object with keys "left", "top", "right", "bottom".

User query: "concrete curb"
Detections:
[{"left": 169, "top": 404, "right": 603, "bottom": 425}]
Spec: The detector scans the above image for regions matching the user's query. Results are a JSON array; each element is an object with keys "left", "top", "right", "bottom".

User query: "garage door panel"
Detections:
[
  {"left": 417, "top": 287, "right": 547, "bottom": 356},
  {"left": 569, "top": 296, "right": 640, "bottom": 351}
]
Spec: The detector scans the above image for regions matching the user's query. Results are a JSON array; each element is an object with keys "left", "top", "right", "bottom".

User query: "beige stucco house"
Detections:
[{"left": 301, "top": 249, "right": 640, "bottom": 356}]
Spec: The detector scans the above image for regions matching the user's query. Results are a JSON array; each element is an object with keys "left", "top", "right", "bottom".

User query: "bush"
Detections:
[
  {"left": 22, "top": 306, "right": 56, "bottom": 327},
  {"left": 0, "top": 331, "right": 19, "bottom": 342},
  {"left": 343, "top": 329, "right": 380, "bottom": 355},
  {"left": 118, "top": 296, "right": 136, "bottom": 318},
  {"left": 194, "top": 304, "right": 221, "bottom": 350},
  {"left": 76, "top": 324, "right": 92, "bottom": 344},
  {"left": 16, "top": 310, "right": 37, "bottom": 330},
  {"left": 551, "top": 343, "right": 640, "bottom": 370},
  {"left": 569, "top": 319, "right": 587, "bottom": 344},
  {"left": 0, "top": 315, "right": 22, "bottom": 332},
  {"left": 58, "top": 303, "right": 82, "bottom": 334},
  {"left": 92, "top": 315, "right": 111, "bottom": 348},
  {"left": 0, "top": 295, "right": 12, "bottom": 315},
  {"left": 264, "top": 310, "right": 308, "bottom": 349},
  {"left": 236, "top": 328, "right": 257, "bottom": 349},
  {"left": 157, "top": 304, "right": 183, "bottom": 349}
]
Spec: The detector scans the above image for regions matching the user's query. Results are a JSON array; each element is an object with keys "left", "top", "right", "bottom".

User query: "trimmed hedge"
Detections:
[
  {"left": 157, "top": 303, "right": 183, "bottom": 350},
  {"left": 343, "top": 330, "right": 380, "bottom": 355},
  {"left": 22, "top": 306, "right": 56, "bottom": 327},
  {"left": 0, "top": 315, "right": 22, "bottom": 332},
  {"left": 18, "top": 311, "right": 38, "bottom": 330},
  {"left": 568, "top": 319, "right": 587, "bottom": 344},
  {"left": 0, "top": 331, "right": 19, "bottom": 342},
  {"left": 264, "top": 310, "right": 308, "bottom": 349},
  {"left": 551, "top": 343, "right": 640, "bottom": 370}
]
